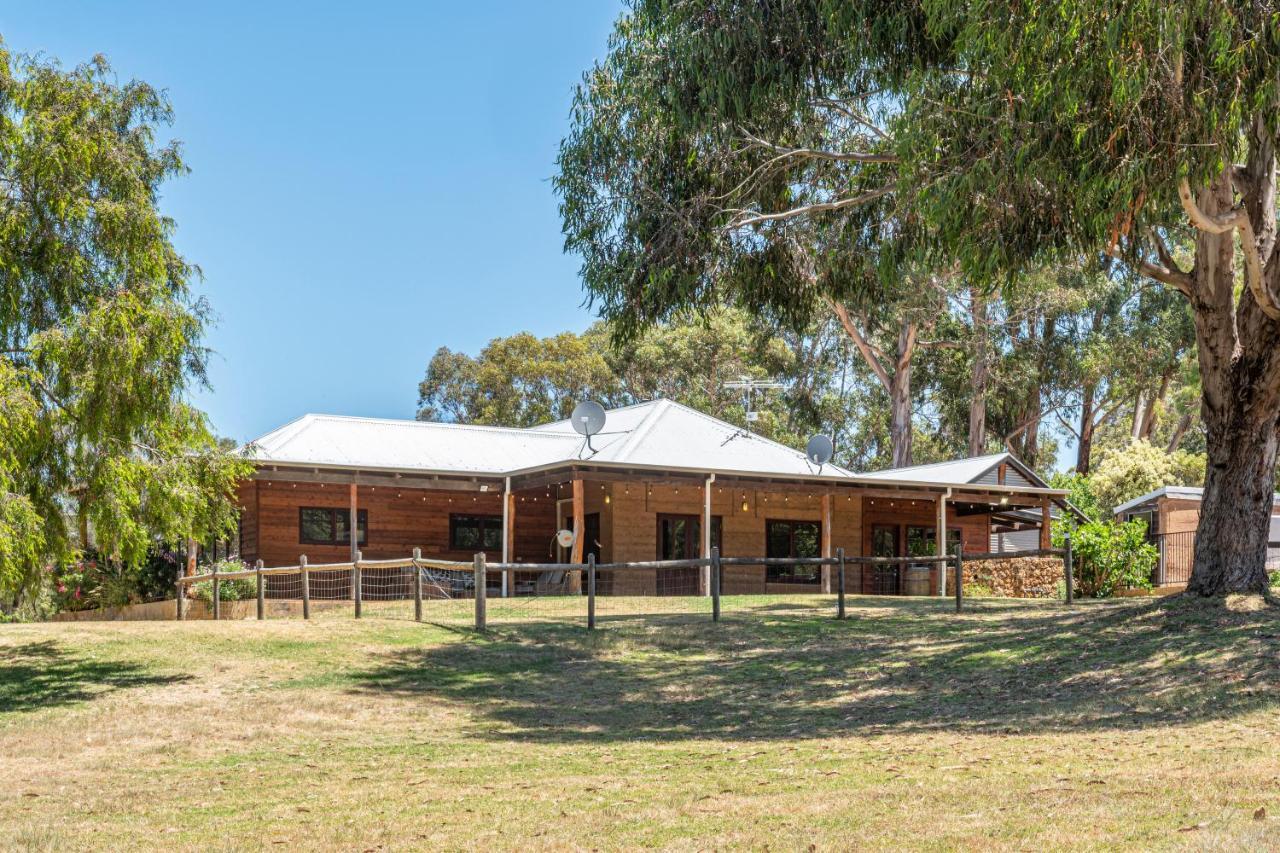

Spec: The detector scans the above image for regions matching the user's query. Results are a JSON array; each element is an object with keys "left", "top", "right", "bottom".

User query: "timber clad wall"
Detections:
[
  {"left": 238, "top": 480, "right": 557, "bottom": 567},
  {"left": 861, "top": 499, "right": 991, "bottom": 594},
  {"left": 237, "top": 476, "right": 995, "bottom": 596}
]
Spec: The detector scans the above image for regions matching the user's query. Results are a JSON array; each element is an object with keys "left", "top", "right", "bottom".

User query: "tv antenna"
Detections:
[
  {"left": 570, "top": 400, "right": 607, "bottom": 452},
  {"left": 723, "top": 376, "right": 785, "bottom": 431}
]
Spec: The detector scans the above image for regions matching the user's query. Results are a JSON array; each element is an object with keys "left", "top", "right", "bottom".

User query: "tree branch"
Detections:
[
  {"left": 826, "top": 297, "right": 893, "bottom": 391},
  {"left": 740, "top": 130, "right": 897, "bottom": 164},
  {"left": 725, "top": 185, "right": 893, "bottom": 229},
  {"left": 1102, "top": 240, "right": 1193, "bottom": 297}
]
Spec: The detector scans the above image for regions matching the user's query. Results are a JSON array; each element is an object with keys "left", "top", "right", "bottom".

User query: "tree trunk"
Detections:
[
  {"left": 1183, "top": 169, "right": 1280, "bottom": 596},
  {"left": 967, "top": 290, "right": 988, "bottom": 457},
  {"left": 1077, "top": 381, "right": 1096, "bottom": 475},
  {"left": 1186, "top": 409, "right": 1279, "bottom": 595},
  {"left": 1130, "top": 391, "right": 1147, "bottom": 442},
  {"left": 889, "top": 323, "right": 915, "bottom": 468}
]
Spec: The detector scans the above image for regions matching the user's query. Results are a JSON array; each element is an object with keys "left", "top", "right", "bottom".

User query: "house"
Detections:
[
  {"left": 235, "top": 399, "right": 1070, "bottom": 596},
  {"left": 1113, "top": 486, "right": 1280, "bottom": 585}
]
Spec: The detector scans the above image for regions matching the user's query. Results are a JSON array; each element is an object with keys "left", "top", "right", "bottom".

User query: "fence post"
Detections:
[
  {"left": 587, "top": 553, "right": 596, "bottom": 630},
  {"left": 212, "top": 563, "right": 221, "bottom": 621},
  {"left": 256, "top": 559, "right": 265, "bottom": 620},
  {"left": 353, "top": 550, "right": 363, "bottom": 619},
  {"left": 711, "top": 547, "right": 721, "bottom": 623},
  {"left": 954, "top": 545, "right": 964, "bottom": 613},
  {"left": 836, "top": 547, "right": 846, "bottom": 620},
  {"left": 300, "top": 555, "right": 310, "bottom": 620},
  {"left": 1064, "top": 533, "right": 1074, "bottom": 604},
  {"left": 412, "top": 547, "right": 423, "bottom": 622},
  {"left": 474, "top": 552, "right": 487, "bottom": 631}
]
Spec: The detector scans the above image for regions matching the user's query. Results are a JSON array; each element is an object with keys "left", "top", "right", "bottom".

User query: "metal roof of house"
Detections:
[
  {"left": 245, "top": 399, "right": 1064, "bottom": 494},
  {"left": 854, "top": 452, "right": 1047, "bottom": 488},
  {"left": 1112, "top": 486, "right": 1280, "bottom": 516},
  {"left": 246, "top": 400, "right": 855, "bottom": 481}
]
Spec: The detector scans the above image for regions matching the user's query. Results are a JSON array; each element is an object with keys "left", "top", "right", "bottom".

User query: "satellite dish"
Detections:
[
  {"left": 555, "top": 529, "right": 576, "bottom": 549},
  {"left": 806, "top": 434, "right": 835, "bottom": 467},
  {"left": 571, "top": 400, "right": 607, "bottom": 452},
  {"left": 571, "top": 401, "right": 606, "bottom": 436}
]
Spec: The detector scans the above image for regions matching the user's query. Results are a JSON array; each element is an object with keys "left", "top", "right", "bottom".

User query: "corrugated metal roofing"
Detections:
[
  {"left": 1112, "top": 486, "right": 1280, "bottom": 516},
  {"left": 245, "top": 400, "right": 1063, "bottom": 492},
  {"left": 855, "top": 453, "right": 1012, "bottom": 485},
  {"left": 246, "top": 400, "right": 854, "bottom": 480}
]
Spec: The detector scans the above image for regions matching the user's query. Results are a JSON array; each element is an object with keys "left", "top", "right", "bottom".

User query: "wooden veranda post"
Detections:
[
  {"left": 300, "top": 555, "right": 310, "bottom": 619},
  {"left": 571, "top": 479, "right": 585, "bottom": 564},
  {"left": 955, "top": 544, "right": 964, "bottom": 613},
  {"left": 185, "top": 537, "right": 197, "bottom": 578},
  {"left": 255, "top": 559, "right": 265, "bottom": 620},
  {"left": 821, "top": 493, "right": 833, "bottom": 593},
  {"left": 703, "top": 474, "right": 715, "bottom": 596},
  {"left": 936, "top": 491, "right": 949, "bottom": 596},
  {"left": 349, "top": 483, "right": 359, "bottom": 564},
  {"left": 501, "top": 477, "right": 512, "bottom": 597},
  {"left": 1039, "top": 496, "right": 1052, "bottom": 550}
]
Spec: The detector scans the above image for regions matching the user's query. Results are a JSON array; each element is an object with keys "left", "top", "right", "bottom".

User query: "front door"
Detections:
[
  {"left": 871, "top": 524, "right": 900, "bottom": 594},
  {"left": 657, "top": 514, "right": 701, "bottom": 595}
]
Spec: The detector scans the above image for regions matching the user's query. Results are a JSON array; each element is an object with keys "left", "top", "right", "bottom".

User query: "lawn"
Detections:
[{"left": 3, "top": 594, "right": 1280, "bottom": 850}]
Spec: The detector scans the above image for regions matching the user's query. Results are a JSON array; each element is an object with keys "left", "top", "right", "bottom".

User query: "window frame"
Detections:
[
  {"left": 764, "top": 518, "right": 822, "bottom": 584},
  {"left": 298, "top": 506, "right": 368, "bottom": 546},
  {"left": 655, "top": 513, "right": 723, "bottom": 560},
  {"left": 448, "top": 513, "right": 504, "bottom": 552}
]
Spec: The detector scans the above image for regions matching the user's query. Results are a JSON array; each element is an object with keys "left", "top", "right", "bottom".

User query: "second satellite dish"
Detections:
[
  {"left": 806, "top": 434, "right": 834, "bottom": 467},
  {"left": 555, "top": 529, "right": 576, "bottom": 549},
  {"left": 571, "top": 400, "right": 607, "bottom": 451}
]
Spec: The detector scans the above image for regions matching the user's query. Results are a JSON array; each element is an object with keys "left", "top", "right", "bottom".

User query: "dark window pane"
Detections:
[
  {"left": 793, "top": 522, "right": 820, "bottom": 558},
  {"left": 334, "top": 509, "right": 351, "bottom": 544},
  {"left": 766, "top": 522, "right": 791, "bottom": 559},
  {"left": 482, "top": 523, "right": 502, "bottom": 550},
  {"left": 356, "top": 510, "right": 368, "bottom": 545},
  {"left": 906, "top": 526, "right": 935, "bottom": 557},
  {"left": 301, "top": 508, "right": 332, "bottom": 543}
]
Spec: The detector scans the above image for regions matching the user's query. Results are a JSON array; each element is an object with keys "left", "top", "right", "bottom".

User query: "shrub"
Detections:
[
  {"left": 50, "top": 547, "right": 185, "bottom": 612},
  {"left": 189, "top": 559, "right": 255, "bottom": 604},
  {"left": 1089, "top": 440, "right": 1204, "bottom": 516},
  {"left": 1070, "top": 520, "right": 1157, "bottom": 598}
]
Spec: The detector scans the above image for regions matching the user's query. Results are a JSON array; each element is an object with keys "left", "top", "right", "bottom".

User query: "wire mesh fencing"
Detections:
[{"left": 175, "top": 544, "right": 1078, "bottom": 627}]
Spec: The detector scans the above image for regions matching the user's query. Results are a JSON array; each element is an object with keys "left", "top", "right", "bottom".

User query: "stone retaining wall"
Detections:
[{"left": 964, "top": 556, "right": 1063, "bottom": 599}]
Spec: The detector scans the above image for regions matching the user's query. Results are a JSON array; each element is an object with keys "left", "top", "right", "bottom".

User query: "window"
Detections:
[
  {"left": 906, "top": 526, "right": 962, "bottom": 558},
  {"left": 765, "top": 520, "right": 821, "bottom": 583},
  {"left": 656, "top": 514, "right": 722, "bottom": 560},
  {"left": 1126, "top": 510, "right": 1156, "bottom": 537},
  {"left": 449, "top": 514, "right": 503, "bottom": 551},
  {"left": 299, "top": 507, "right": 367, "bottom": 546}
]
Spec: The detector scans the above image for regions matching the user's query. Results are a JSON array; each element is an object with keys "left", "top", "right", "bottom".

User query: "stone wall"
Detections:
[{"left": 964, "top": 556, "right": 1063, "bottom": 599}]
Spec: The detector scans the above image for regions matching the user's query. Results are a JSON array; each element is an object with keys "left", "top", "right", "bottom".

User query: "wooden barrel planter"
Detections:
[{"left": 903, "top": 565, "right": 931, "bottom": 596}]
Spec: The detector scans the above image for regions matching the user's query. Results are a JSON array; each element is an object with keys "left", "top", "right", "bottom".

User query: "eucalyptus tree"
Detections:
[
  {"left": 0, "top": 48, "right": 249, "bottom": 609},
  {"left": 558, "top": 1, "right": 1280, "bottom": 595}
]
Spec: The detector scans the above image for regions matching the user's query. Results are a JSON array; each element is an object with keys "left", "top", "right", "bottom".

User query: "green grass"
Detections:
[{"left": 4, "top": 594, "right": 1280, "bottom": 850}]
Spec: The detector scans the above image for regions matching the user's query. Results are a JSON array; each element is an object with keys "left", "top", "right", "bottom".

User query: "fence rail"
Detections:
[{"left": 176, "top": 538, "right": 1078, "bottom": 627}]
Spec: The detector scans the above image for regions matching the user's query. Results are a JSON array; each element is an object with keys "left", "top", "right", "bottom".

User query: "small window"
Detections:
[
  {"left": 450, "top": 515, "right": 503, "bottom": 551},
  {"left": 299, "top": 507, "right": 367, "bottom": 546},
  {"left": 765, "top": 520, "right": 821, "bottom": 583}
]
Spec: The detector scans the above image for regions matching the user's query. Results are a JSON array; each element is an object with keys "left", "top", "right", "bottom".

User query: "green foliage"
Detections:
[
  {"left": 1090, "top": 441, "right": 1203, "bottom": 517},
  {"left": 1049, "top": 471, "right": 1101, "bottom": 523},
  {"left": 49, "top": 547, "right": 182, "bottom": 612},
  {"left": 1070, "top": 520, "right": 1158, "bottom": 599},
  {"left": 189, "top": 560, "right": 255, "bottom": 604},
  {"left": 0, "top": 46, "right": 252, "bottom": 611}
]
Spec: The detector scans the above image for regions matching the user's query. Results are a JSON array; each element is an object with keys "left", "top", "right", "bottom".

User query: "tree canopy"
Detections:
[
  {"left": 0, "top": 46, "right": 249, "bottom": 611},
  {"left": 558, "top": 0, "right": 1280, "bottom": 594}
]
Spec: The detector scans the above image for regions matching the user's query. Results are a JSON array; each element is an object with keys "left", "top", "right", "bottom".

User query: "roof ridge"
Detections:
[
  {"left": 298, "top": 413, "right": 580, "bottom": 439},
  {"left": 606, "top": 398, "right": 672, "bottom": 462},
  {"left": 860, "top": 452, "right": 1009, "bottom": 476}
]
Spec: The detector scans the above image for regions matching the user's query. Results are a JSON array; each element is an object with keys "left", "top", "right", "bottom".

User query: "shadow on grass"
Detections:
[
  {"left": 0, "top": 640, "right": 188, "bottom": 715},
  {"left": 349, "top": 595, "right": 1280, "bottom": 742}
]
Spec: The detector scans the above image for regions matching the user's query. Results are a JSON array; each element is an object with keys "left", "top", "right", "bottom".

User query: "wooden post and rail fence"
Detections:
[{"left": 174, "top": 537, "right": 1074, "bottom": 627}]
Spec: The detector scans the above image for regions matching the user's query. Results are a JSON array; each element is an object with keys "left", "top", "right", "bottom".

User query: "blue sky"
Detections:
[{"left": 1, "top": 2, "right": 623, "bottom": 443}]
